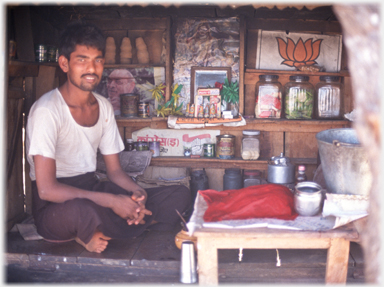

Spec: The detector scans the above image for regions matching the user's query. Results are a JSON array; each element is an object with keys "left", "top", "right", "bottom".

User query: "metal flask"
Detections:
[
  {"left": 267, "top": 153, "right": 295, "bottom": 184},
  {"left": 180, "top": 241, "right": 197, "bottom": 284}
]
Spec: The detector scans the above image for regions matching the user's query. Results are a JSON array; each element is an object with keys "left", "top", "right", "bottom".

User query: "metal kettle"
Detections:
[{"left": 267, "top": 153, "right": 295, "bottom": 184}]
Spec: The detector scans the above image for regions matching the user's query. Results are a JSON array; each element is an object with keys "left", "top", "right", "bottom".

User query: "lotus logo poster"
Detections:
[{"left": 256, "top": 30, "right": 342, "bottom": 72}]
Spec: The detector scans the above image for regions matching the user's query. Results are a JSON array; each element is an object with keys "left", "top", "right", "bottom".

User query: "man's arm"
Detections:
[
  {"left": 34, "top": 155, "right": 148, "bottom": 222},
  {"left": 102, "top": 153, "right": 148, "bottom": 202},
  {"left": 102, "top": 153, "right": 150, "bottom": 225}
]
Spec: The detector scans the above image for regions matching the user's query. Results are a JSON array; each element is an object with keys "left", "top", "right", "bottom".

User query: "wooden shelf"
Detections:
[
  {"left": 116, "top": 117, "right": 351, "bottom": 132},
  {"left": 104, "top": 64, "right": 166, "bottom": 69},
  {"left": 245, "top": 68, "right": 350, "bottom": 77},
  {"left": 149, "top": 156, "right": 317, "bottom": 169}
]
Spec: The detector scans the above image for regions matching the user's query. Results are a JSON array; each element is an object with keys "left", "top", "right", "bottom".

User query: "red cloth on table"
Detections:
[{"left": 198, "top": 184, "right": 298, "bottom": 222}]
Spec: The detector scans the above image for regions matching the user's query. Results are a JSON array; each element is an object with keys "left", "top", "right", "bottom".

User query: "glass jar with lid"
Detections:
[
  {"left": 315, "top": 75, "right": 343, "bottom": 119},
  {"left": 243, "top": 170, "right": 263, "bottom": 187},
  {"left": 284, "top": 75, "right": 315, "bottom": 119},
  {"left": 241, "top": 130, "right": 260, "bottom": 160},
  {"left": 255, "top": 75, "right": 282, "bottom": 118}
]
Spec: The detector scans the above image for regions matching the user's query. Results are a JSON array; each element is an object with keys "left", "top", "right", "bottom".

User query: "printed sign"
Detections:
[
  {"left": 256, "top": 30, "right": 342, "bottom": 72},
  {"left": 132, "top": 127, "right": 220, "bottom": 156}
]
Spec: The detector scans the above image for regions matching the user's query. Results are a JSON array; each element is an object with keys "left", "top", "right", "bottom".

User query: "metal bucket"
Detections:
[{"left": 316, "top": 128, "right": 372, "bottom": 196}]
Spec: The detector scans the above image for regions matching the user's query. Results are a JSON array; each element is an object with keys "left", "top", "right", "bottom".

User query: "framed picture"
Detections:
[{"left": 190, "top": 66, "right": 231, "bottom": 103}]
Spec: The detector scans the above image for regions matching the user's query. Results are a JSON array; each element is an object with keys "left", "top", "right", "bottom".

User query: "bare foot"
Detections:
[{"left": 75, "top": 231, "right": 111, "bottom": 253}]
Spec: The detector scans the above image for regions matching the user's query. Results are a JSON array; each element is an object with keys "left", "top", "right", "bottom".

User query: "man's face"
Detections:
[
  {"left": 106, "top": 70, "right": 135, "bottom": 112},
  {"left": 64, "top": 45, "right": 105, "bottom": 92}
]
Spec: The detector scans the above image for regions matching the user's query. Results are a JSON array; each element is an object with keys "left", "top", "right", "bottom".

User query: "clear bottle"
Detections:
[
  {"left": 284, "top": 75, "right": 315, "bottom": 119},
  {"left": 255, "top": 75, "right": 282, "bottom": 119},
  {"left": 315, "top": 76, "right": 343, "bottom": 119},
  {"left": 241, "top": 130, "right": 260, "bottom": 160},
  {"left": 296, "top": 165, "right": 307, "bottom": 184}
]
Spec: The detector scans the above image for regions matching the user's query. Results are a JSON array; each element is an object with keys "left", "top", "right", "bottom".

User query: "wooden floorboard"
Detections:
[{"left": 5, "top": 228, "right": 366, "bottom": 284}]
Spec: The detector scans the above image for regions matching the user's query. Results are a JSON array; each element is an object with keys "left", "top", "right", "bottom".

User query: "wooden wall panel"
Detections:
[
  {"left": 35, "top": 65, "right": 58, "bottom": 100},
  {"left": 7, "top": 97, "right": 25, "bottom": 230}
]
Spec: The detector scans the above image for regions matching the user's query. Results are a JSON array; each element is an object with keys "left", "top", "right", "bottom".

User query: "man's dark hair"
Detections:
[{"left": 59, "top": 20, "right": 105, "bottom": 60}]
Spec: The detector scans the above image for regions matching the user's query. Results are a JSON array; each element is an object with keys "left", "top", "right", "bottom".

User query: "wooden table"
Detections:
[{"left": 194, "top": 223, "right": 360, "bottom": 285}]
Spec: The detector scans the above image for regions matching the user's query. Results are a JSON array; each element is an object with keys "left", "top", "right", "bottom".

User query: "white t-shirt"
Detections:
[{"left": 26, "top": 88, "right": 124, "bottom": 181}]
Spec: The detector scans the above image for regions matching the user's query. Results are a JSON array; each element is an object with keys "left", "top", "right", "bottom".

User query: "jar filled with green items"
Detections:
[{"left": 284, "top": 75, "right": 314, "bottom": 119}]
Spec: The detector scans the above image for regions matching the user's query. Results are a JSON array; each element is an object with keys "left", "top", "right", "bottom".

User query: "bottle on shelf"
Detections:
[{"left": 296, "top": 165, "right": 307, "bottom": 184}]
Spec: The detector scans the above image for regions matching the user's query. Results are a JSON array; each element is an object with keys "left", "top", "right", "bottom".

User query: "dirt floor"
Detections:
[{"left": 5, "top": 225, "right": 365, "bottom": 284}]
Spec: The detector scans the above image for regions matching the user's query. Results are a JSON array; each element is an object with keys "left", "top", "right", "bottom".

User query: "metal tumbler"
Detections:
[{"left": 180, "top": 241, "right": 197, "bottom": 284}]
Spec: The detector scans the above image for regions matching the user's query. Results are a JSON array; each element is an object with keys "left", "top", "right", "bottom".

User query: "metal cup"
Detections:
[{"left": 180, "top": 241, "right": 197, "bottom": 284}]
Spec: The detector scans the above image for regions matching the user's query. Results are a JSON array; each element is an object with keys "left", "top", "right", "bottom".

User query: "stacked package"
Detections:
[
  {"left": 105, "top": 37, "right": 116, "bottom": 64},
  {"left": 120, "top": 37, "right": 132, "bottom": 64}
]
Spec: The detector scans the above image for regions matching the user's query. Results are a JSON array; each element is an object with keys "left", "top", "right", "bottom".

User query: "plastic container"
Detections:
[
  {"left": 241, "top": 130, "right": 260, "bottom": 160},
  {"left": 190, "top": 169, "right": 209, "bottom": 202},
  {"left": 284, "top": 75, "right": 314, "bottom": 119},
  {"left": 255, "top": 75, "right": 282, "bottom": 118},
  {"left": 315, "top": 76, "right": 343, "bottom": 119},
  {"left": 243, "top": 170, "right": 263, "bottom": 187},
  {"left": 223, "top": 168, "right": 243, "bottom": 190}
]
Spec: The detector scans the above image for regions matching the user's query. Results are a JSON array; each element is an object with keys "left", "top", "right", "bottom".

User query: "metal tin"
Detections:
[
  {"left": 120, "top": 93, "right": 139, "bottom": 117},
  {"left": 216, "top": 134, "right": 235, "bottom": 159},
  {"left": 149, "top": 141, "right": 160, "bottom": 157},
  {"left": 294, "top": 181, "right": 323, "bottom": 216},
  {"left": 203, "top": 143, "right": 215, "bottom": 158},
  {"left": 34, "top": 44, "right": 47, "bottom": 62},
  {"left": 138, "top": 102, "right": 150, "bottom": 118},
  {"left": 47, "top": 45, "right": 57, "bottom": 62},
  {"left": 136, "top": 141, "right": 149, "bottom": 151}
]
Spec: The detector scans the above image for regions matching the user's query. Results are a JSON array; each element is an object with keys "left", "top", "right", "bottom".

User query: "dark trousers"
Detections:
[{"left": 31, "top": 172, "right": 191, "bottom": 244}]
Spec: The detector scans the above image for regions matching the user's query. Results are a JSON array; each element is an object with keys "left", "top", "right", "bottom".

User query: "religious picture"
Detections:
[{"left": 173, "top": 17, "right": 240, "bottom": 110}]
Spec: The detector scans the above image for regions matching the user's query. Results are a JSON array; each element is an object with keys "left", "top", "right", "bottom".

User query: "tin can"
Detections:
[
  {"left": 47, "top": 45, "right": 57, "bottom": 62},
  {"left": 9, "top": 40, "right": 16, "bottom": 60},
  {"left": 203, "top": 143, "right": 215, "bottom": 158},
  {"left": 216, "top": 134, "right": 235, "bottom": 159},
  {"left": 35, "top": 44, "right": 47, "bottom": 62},
  {"left": 294, "top": 181, "right": 323, "bottom": 216},
  {"left": 149, "top": 141, "right": 160, "bottom": 157},
  {"left": 138, "top": 102, "right": 150, "bottom": 118},
  {"left": 120, "top": 93, "right": 139, "bottom": 117},
  {"left": 136, "top": 141, "right": 149, "bottom": 151}
]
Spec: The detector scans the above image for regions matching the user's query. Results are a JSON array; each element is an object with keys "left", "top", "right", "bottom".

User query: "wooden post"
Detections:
[
  {"left": 197, "top": 237, "right": 219, "bottom": 285},
  {"left": 325, "top": 238, "right": 350, "bottom": 284}
]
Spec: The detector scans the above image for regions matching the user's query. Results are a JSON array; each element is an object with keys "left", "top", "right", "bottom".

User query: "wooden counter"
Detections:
[{"left": 194, "top": 223, "right": 359, "bottom": 285}]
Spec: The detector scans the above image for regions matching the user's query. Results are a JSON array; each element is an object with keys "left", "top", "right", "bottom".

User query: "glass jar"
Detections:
[
  {"left": 125, "top": 138, "right": 134, "bottom": 151},
  {"left": 284, "top": 75, "right": 314, "bottom": 119},
  {"left": 243, "top": 170, "right": 262, "bottom": 187},
  {"left": 241, "top": 130, "right": 260, "bottom": 160},
  {"left": 315, "top": 76, "right": 343, "bottom": 119},
  {"left": 255, "top": 75, "right": 282, "bottom": 118}
]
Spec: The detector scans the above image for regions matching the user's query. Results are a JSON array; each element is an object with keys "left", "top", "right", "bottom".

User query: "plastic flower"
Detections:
[
  {"left": 149, "top": 83, "right": 166, "bottom": 102},
  {"left": 276, "top": 37, "right": 322, "bottom": 68}
]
